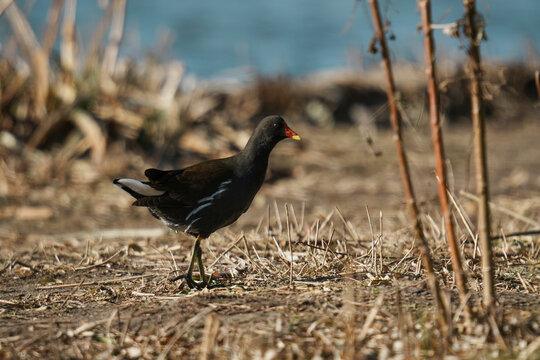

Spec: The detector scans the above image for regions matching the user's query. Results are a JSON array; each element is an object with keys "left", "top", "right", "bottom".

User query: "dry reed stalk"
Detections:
[
  {"left": 42, "top": 0, "right": 64, "bottom": 59},
  {"left": 0, "top": 0, "right": 14, "bottom": 16},
  {"left": 102, "top": 0, "right": 126, "bottom": 76},
  {"left": 367, "top": 0, "right": 448, "bottom": 333},
  {"left": 5, "top": 1, "right": 48, "bottom": 115},
  {"left": 418, "top": 0, "right": 472, "bottom": 325},
  {"left": 285, "top": 204, "right": 294, "bottom": 287},
  {"left": 70, "top": 110, "right": 106, "bottom": 164},
  {"left": 60, "top": 0, "right": 77, "bottom": 73},
  {"left": 273, "top": 200, "right": 283, "bottom": 234},
  {"left": 84, "top": 0, "right": 117, "bottom": 71},
  {"left": 462, "top": 0, "right": 495, "bottom": 311}
]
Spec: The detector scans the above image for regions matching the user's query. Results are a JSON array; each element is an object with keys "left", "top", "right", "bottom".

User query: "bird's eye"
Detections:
[{"left": 274, "top": 123, "right": 279, "bottom": 128}]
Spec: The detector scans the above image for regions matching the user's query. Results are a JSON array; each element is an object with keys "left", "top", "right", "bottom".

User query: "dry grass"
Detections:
[{"left": 1, "top": 123, "right": 540, "bottom": 359}]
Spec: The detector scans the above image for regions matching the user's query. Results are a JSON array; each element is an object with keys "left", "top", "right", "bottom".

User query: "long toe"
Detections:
[{"left": 185, "top": 274, "right": 198, "bottom": 289}]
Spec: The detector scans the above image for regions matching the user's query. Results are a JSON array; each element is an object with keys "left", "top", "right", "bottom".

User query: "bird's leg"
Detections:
[
  {"left": 184, "top": 237, "right": 199, "bottom": 289},
  {"left": 195, "top": 237, "right": 211, "bottom": 287}
]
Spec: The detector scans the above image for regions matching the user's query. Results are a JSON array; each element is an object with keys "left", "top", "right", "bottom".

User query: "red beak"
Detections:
[{"left": 284, "top": 122, "right": 301, "bottom": 141}]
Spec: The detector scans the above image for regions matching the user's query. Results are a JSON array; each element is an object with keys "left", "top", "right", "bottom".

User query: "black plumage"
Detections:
[{"left": 113, "top": 115, "right": 300, "bottom": 288}]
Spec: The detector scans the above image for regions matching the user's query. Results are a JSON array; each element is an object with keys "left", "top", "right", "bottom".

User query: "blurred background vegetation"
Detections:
[{"left": 0, "top": 0, "right": 538, "bottom": 202}]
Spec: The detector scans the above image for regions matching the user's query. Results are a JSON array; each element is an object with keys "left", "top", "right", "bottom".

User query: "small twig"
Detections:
[
  {"left": 105, "top": 308, "right": 118, "bottom": 339},
  {"left": 285, "top": 204, "right": 294, "bottom": 287},
  {"left": 37, "top": 274, "right": 154, "bottom": 290},
  {"left": 32, "top": 227, "right": 167, "bottom": 242},
  {"left": 518, "top": 333, "right": 540, "bottom": 360},
  {"left": 517, "top": 272, "right": 533, "bottom": 293},
  {"left": 271, "top": 236, "right": 290, "bottom": 264},
  {"left": 447, "top": 189, "right": 476, "bottom": 246},
  {"left": 208, "top": 234, "right": 245, "bottom": 268},
  {"left": 358, "top": 293, "right": 385, "bottom": 342},
  {"left": 289, "top": 204, "right": 300, "bottom": 233},
  {"left": 75, "top": 249, "right": 123, "bottom": 270},
  {"left": 120, "top": 310, "right": 134, "bottom": 346},
  {"left": 335, "top": 206, "right": 358, "bottom": 242},
  {"left": 61, "top": 280, "right": 85, "bottom": 306},
  {"left": 319, "top": 229, "right": 336, "bottom": 270},
  {"left": 295, "top": 241, "right": 348, "bottom": 256},
  {"left": 490, "top": 230, "right": 540, "bottom": 241},
  {"left": 68, "top": 318, "right": 110, "bottom": 337},
  {"left": 300, "top": 201, "right": 305, "bottom": 232},
  {"left": 157, "top": 308, "right": 213, "bottom": 360},
  {"left": 379, "top": 210, "right": 383, "bottom": 274},
  {"left": 169, "top": 249, "right": 179, "bottom": 274},
  {"left": 487, "top": 312, "right": 507, "bottom": 350},
  {"left": 199, "top": 314, "right": 221, "bottom": 360},
  {"left": 461, "top": 191, "right": 540, "bottom": 227},
  {"left": 273, "top": 200, "right": 283, "bottom": 234},
  {"left": 319, "top": 209, "right": 335, "bottom": 232}
]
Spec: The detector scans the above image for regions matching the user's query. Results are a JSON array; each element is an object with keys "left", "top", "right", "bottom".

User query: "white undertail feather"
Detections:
[{"left": 115, "top": 179, "right": 165, "bottom": 196}]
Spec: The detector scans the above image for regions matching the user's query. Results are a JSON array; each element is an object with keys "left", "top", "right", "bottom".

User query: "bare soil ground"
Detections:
[{"left": 1, "top": 122, "right": 539, "bottom": 359}]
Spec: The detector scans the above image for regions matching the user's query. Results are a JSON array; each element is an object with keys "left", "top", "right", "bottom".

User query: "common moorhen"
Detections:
[{"left": 114, "top": 115, "right": 301, "bottom": 289}]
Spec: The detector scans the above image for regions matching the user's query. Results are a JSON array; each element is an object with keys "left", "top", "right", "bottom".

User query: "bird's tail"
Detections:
[{"left": 113, "top": 178, "right": 165, "bottom": 199}]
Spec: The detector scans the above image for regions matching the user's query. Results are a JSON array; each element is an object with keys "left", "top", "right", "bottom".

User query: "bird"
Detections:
[{"left": 113, "top": 115, "right": 301, "bottom": 289}]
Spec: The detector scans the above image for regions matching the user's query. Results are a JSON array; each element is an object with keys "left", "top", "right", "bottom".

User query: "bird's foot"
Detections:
[{"left": 184, "top": 273, "right": 213, "bottom": 290}]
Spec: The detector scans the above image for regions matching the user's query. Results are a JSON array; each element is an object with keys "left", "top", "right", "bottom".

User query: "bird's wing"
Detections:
[{"left": 141, "top": 158, "right": 235, "bottom": 205}]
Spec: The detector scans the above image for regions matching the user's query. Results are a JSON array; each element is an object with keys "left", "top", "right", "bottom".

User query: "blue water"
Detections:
[{"left": 3, "top": 0, "right": 539, "bottom": 79}]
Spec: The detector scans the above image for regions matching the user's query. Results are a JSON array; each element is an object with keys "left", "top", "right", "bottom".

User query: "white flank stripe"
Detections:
[
  {"left": 116, "top": 179, "right": 165, "bottom": 196},
  {"left": 186, "top": 203, "right": 212, "bottom": 221},
  {"left": 185, "top": 217, "right": 201, "bottom": 233},
  {"left": 185, "top": 179, "right": 232, "bottom": 221},
  {"left": 198, "top": 188, "right": 226, "bottom": 203}
]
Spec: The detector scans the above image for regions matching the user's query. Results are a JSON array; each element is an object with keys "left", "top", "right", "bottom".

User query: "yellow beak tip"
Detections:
[{"left": 291, "top": 135, "right": 301, "bottom": 141}]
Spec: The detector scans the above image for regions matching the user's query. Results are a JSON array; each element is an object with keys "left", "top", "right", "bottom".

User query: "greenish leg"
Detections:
[
  {"left": 184, "top": 235, "right": 211, "bottom": 289},
  {"left": 195, "top": 238, "right": 211, "bottom": 286},
  {"left": 184, "top": 236, "right": 199, "bottom": 289}
]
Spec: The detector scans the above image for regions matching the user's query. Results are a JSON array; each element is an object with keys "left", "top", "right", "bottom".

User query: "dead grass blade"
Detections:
[
  {"left": 42, "top": 0, "right": 64, "bottom": 59},
  {"left": 0, "top": 0, "right": 14, "bottom": 16},
  {"left": 461, "top": 191, "right": 540, "bottom": 227},
  {"left": 208, "top": 234, "right": 245, "bottom": 269},
  {"left": 31, "top": 227, "right": 166, "bottom": 242},
  {"left": 84, "top": 0, "right": 117, "bottom": 71},
  {"left": 158, "top": 308, "right": 214, "bottom": 360},
  {"left": 70, "top": 110, "right": 106, "bottom": 164},
  {"left": 199, "top": 314, "right": 221, "bottom": 360},
  {"left": 60, "top": 0, "right": 76, "bottom": 72},
  {"left": 5, "top": 1, "right": 48, "bottom": 113},
  {"left": 36, "top": 274, "right": 154, "bottom": 290},
  {"left": 101, "top": 0, "right": 126, "bottom": 76},
  {"left": 285, "top": 204, "right": 294, "bottom": 287},
  {"left": 358, "top": 293, "right": 384, "bottom": 342},
  {"left": 75, "top": 248, "right": 123, "bottom": 270}
]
